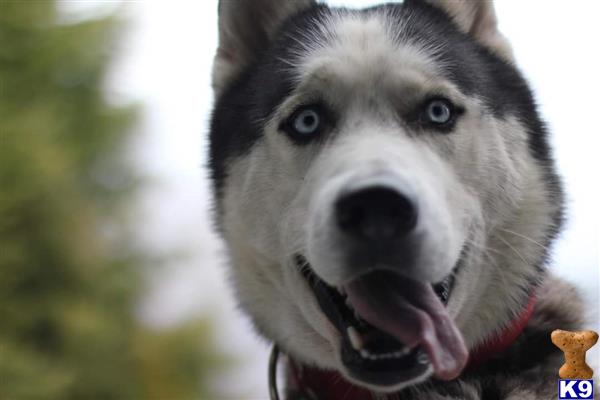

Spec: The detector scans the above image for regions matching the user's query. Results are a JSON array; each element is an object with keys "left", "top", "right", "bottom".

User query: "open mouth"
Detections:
[{"left": 296, "top": 254, "right": 467, "bottom": 388}]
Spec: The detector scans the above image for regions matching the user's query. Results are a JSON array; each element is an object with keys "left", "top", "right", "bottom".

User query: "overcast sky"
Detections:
[{"left": 60, "top": 1, "right": 600, "bottom": 398}]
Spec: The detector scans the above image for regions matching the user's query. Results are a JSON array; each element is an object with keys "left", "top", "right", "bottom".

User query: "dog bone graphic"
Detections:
[{"left": 551, "top": 329, "right": 598, "bottom": 379}]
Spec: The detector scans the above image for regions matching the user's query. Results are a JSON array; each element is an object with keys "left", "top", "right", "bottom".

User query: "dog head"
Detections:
[{"left": 209, "top": 0, "right": 563, "bottom": 392}]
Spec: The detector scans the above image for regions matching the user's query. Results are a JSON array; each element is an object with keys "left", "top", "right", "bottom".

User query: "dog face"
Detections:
[{"left": 210, "top": 0, "right": 563, "bottom": 392}]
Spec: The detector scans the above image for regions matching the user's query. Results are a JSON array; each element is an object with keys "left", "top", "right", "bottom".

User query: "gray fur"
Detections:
[
  {"left": 213, "top": 0, "right": 315, "bottom": 95},
  {"left": 423, "top": 0, "right": 514, "bottom": 61},
  {"left": 209, "top": 0, "right": 585, "bottom": 398}
]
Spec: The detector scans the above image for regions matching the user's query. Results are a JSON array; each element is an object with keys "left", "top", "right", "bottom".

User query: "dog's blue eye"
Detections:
[
  {"left": 283, "top": 105, "right": 328, "bottom": 143},
  {"left": 424, "top": 99, "right": 453, "bottom": 125},
  {"left": 292, "top": 108, "right": 321, "bottom": 136}
]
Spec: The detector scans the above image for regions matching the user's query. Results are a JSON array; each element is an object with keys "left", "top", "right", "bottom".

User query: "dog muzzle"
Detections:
[{"left": 268, "top": 291, "right": 536, "bottom": 400}]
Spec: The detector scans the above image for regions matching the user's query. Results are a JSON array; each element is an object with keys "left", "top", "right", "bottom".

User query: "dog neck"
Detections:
[{"left": 279, "top": 292, "right": 537, "bottom": 400}]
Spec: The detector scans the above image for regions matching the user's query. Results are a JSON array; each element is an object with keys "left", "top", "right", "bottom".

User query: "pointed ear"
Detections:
[
  {"left": 424, "top": 0, "right": 514, "bottom": 62},
  {"left": 212, "top": 0, "right": 315, "bottom": 95}
]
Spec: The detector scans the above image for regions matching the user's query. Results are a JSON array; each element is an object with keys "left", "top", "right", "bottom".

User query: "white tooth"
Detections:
[
  {"left": 360, "top": 349, "right": 370, "bottom": 359},
  {"left": 345, "top": 298, "right": 353, "bottom": 309},
  {"left": 347, "top": 326, "right": 363, "bottom": 350},
  {"left": 396, "top": 348, "right": 409, "bottom": 357},
  {"left": 398, "top": 349, "right": 407, "bottom": 357},
  {"left": 417, "top": 352, "right": 429, "bottom": 365}
]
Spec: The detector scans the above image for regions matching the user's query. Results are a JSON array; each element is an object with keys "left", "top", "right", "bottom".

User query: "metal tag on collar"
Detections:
[
  {"left": 269, "top": 344, "right": 319, "bottom": 400},
  {"left": 269, "top": 345, "right": 282, "bottom": 400}
]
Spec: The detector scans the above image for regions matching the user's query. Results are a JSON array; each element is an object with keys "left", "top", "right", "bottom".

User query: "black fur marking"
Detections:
[
  {"left": 393, "top": 0, "right": 565, "bottom": 273},
  {"left": 209, "top": 1, "right": 564, "bottom": 276},
  {"left": 210, "top": 0, "right": 566, "bottom": 336},
  {"left": 209, "top": 5, "right": 334, "bottom": 198},
  {"left": 209, "top": 3, "right": 576, "bottom": 397},
  {"left": 210, "top": 1, "right": 562, "bottom": 217}
]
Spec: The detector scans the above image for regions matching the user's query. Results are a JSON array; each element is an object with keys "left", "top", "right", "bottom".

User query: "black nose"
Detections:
[{"left": 335, "top": 187, "right": 417, "bottom": 241}]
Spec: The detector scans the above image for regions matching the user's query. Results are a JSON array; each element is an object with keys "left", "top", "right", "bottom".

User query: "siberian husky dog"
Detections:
[{"left": 209, "top": 1, "right": 586, "bottom": 398}]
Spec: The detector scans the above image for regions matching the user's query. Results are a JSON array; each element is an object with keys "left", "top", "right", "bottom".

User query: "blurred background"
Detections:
[{"left": 0, "top": 0, "right": 598, "bottom": 399}]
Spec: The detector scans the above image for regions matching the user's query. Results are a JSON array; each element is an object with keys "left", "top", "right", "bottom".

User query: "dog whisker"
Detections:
[
  {"left": 497, "top": 236, "right": 530, "bottom": 266},
  {"left": 498, "top": 228, "right": 548, "bottom": 251}
]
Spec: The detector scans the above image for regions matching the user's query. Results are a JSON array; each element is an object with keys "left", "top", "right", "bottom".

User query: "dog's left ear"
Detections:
[{"left": 423, "top": 0, "right": 514, "bottom": 62}]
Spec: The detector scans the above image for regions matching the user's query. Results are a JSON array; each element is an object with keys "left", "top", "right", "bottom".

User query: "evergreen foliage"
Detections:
[{"left": 0, "top": 2, "right": 227, "bottom": 398}]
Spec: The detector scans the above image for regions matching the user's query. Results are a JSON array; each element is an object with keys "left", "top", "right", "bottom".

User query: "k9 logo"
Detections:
[{"left": 558, "top": 380, "right": 594, "bottom": 399}]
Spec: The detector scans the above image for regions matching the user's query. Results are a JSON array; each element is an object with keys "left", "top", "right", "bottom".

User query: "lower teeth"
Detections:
[{"left": 359, "top": 347, "right": 411, "bottom": 360}]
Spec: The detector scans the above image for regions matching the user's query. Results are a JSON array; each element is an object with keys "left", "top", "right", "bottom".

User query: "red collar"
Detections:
[
  {"left": 467, "top": 292, "right": 536, "bottom": 366},
  {"left": 283, "top": 292, "right": 536, "bottom": 400}
]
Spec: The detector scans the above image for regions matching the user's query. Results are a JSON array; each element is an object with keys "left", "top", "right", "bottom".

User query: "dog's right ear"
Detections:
[
  {"left": 213, "top": 0, "right": 315, "bottom": 96},
  {"left": 422, "top": 0, "right": 514, "bottom": 62}
]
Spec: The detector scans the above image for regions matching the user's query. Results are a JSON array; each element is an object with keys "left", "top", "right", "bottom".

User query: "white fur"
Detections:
[{"left": 215, "top": 3, "right": 559, "bottom": 394}]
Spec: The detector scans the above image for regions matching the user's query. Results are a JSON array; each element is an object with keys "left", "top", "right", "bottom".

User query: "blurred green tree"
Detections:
[{"left": 0, "top": 2, "right": 228, "bottom": 399}]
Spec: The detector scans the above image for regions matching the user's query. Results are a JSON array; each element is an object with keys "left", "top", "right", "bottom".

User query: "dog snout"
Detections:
[
  {"left": 335, "top": 186, "right": 418, "bottom": 242},
  {"left": 307, "top": 169, "right": 457, "bottom": 285}
]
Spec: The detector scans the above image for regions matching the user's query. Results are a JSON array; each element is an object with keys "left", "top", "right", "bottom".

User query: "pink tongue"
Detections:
[{"left": 344, "top": 272, "right": 468, "bottom": 380}]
